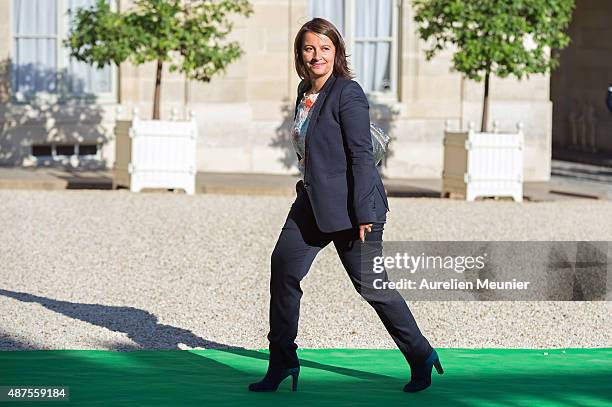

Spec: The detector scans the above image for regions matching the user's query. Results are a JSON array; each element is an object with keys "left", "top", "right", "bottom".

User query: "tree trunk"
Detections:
[
  {"left": 481, "top": 72, "right": 490, "bottom": 132},
  {"left": 153, "top": 59, "right": 163, "bottom": 120}
]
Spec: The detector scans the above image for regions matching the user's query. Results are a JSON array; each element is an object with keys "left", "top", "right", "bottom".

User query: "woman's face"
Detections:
[{"left": 302, "top": 31, "right": 336, "bottom": 79}]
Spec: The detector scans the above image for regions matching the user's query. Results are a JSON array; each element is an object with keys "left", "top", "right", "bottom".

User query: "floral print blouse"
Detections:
[{"left": 291, "top": 92, "right": 319, "bottom": 179}]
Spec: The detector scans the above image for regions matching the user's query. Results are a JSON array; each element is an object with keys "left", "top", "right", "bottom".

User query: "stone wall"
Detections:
[
  {"left": 0, "top": 0, "right": 556, "bottom": 181},
  {"left": 551, "top": 0, "right": 612, "bottom": 156}
]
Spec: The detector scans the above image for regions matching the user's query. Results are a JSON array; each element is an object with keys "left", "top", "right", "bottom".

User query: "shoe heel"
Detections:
[
  {"left": 433, "top": 358, "right": 444, "bottom": 375},
  {"left": 290, "top": 371, "right": 299, "bottom": 391}
]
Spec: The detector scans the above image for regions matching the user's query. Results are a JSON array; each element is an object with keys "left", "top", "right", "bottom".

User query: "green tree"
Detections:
[
  {"left": 65, "top": 0, "right": 253, "bottom": 119},
  {"left": 412, "top": 0, "right": 575, "bottom": 132}
]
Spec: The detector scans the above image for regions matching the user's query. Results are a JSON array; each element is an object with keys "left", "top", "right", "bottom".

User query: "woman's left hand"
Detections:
[{"left": 359, "top": 223, "right": 373, "bottom": 242}]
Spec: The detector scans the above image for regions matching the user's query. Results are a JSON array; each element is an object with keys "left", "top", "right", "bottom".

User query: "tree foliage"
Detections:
[
  {"left": 412, "top": 0, "right": 575, "bottom": 81},
  {"left": 66, "top": 0, "right": 253, "bottom": 81},
  {"left": 64, "top": 0, "right": 253, "bottom": 118}
]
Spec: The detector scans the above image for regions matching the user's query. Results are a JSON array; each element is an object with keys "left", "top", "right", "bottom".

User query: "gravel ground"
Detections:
[{"left": 0, "top": 189, "right": 610, "bottom": 351}]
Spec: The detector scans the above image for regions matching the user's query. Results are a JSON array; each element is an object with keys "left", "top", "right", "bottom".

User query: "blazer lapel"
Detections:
[
  {"left": 304, "top": 74, "right": 337, "bottom": 148},
  {"left": 294, "top": 80, "right": 307, "bottom": 120},
  {"left": 292, "top": 74, "right": 337, "bottom": 178},
  {"left": 294, "top": 74, "right": 336, "bottom": 122}
]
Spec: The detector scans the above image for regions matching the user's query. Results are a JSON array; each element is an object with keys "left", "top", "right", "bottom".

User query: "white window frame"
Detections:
[
  {"left": 11, "top": 0, "right": 118, "bottom": 104},
  {"left": 311, "top": 0, "right": 401, "bottom": 104}
]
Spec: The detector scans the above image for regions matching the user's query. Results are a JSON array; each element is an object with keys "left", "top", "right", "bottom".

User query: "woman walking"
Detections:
[{"left": 248, "top": 18, "right": 442, "bottom": 394}]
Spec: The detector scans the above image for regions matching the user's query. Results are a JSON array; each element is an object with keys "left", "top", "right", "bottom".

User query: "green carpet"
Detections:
[{"left": 1, "top": 348, "right": 611, "bottom": 406}]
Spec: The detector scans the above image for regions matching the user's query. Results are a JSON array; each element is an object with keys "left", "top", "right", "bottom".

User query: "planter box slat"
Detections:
[
  {"left": 113, "top": 118, "right": 197, "bottom": 194},
  {"left": 442, "top": 128, "right": 524, "bottom": 202}
]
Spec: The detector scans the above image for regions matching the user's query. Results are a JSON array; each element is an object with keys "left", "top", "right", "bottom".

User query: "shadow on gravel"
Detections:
[
  {"left": 0, "top": 329, "right": 42, "bottom": 350},
  {"left": 0, "top": 288, "right": 390, "bottom": 382},
  {"left": 0, "top": 288, "right": 223, "bottom": 349}
]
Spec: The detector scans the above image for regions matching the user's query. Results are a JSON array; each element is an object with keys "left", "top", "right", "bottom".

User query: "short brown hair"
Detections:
[{"left": 293, "top": 18, "right": 353, "bottom": 81}]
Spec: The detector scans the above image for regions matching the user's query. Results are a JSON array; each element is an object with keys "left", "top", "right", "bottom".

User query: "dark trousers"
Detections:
[{"left": 267, "top": 181, "right": 433, "bottom": 369}]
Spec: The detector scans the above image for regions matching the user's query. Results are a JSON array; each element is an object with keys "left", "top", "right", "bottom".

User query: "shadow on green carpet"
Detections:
[{"left": 1, "top": 348, "right": 611, "bottom": 406}]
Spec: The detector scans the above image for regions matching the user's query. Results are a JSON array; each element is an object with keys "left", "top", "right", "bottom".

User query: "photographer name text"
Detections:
[{"left": 373, "top": 278, "right": 531, "bottom": 290}]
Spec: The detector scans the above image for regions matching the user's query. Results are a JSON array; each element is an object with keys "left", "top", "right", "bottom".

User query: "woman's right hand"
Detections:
[{"left": 359, "top": 223, "right": 373, "bottom": 243}]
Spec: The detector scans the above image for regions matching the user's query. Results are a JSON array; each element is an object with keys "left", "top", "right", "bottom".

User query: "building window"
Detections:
[
  {"left": 309, "top": 0, "right": 399, "bottom": 101},
  {"left": 11, "top": 0, "right": 116, "bottom": 102}
]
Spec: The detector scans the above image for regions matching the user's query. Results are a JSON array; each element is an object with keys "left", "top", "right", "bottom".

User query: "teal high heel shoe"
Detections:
[
  {"left": 403, "top": 349, "right": 444, "bottom": 393},
  {"left": 248, "top": 366, "right": 300, "bottom": 392}
]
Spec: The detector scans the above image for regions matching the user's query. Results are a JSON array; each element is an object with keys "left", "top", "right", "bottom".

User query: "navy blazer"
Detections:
[{"left": 293, "top": 74, "right": 390, "bottom": 233}]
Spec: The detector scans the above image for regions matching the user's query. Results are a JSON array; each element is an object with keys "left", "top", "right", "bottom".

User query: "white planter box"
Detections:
[
  {"left": 442, "top": 123, "right": 524, "bottom": 202},
  {"left": 113, "top": 111, "right": 197, "bottom": 194}
]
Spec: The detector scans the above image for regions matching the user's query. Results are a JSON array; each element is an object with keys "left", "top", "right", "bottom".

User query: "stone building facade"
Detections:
[
  {"left": 2, "top": 0, "right": 597, "bottom": 181},
  {"left": 551, "top": 0, "right": 612, "bottom": 164}
]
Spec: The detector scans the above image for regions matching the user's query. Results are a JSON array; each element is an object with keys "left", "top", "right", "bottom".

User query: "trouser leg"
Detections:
[
  {"left": 267, "top": 188, "right": 330, "bottom": 368},
  {"left": 333, "top": 222, "right": 433, "bottom": 366}
]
